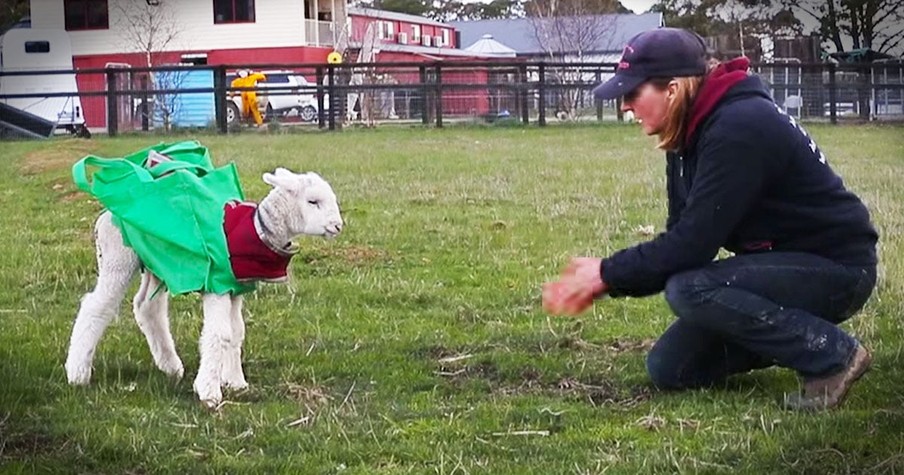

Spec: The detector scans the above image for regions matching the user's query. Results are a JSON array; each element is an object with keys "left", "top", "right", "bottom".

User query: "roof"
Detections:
[
  {"left": 464, "top": 34, "right": 517, "bottom": 57},
  {"left": 348, "top": 7, "right": 450, "bottom": 28},
  {"left": 828, "top": 48, "right": 897, "bottom": 63},
  {"left": 350, "top": 40, "right": 512, "bottom": 59},
  {"left": 450, "top": 13, "right": 663, "bottom": 55}
]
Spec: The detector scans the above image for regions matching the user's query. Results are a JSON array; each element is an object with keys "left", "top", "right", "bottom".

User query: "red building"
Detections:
[{"left": 25, "top": 0, "right": 503, "bottom": 129}]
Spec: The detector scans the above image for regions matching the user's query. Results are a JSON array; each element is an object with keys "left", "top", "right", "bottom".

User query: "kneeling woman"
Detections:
[{"left": 542, "top": 28, "right": 878, "bottom": 410}]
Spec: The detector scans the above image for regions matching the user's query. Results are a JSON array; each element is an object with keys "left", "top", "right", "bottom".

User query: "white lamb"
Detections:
[{"left": 65, "top": 167, "right": 343, "bottom": 408}]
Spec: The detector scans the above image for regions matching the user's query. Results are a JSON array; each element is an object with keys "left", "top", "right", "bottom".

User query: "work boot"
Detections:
[{"left": 783, "top": 344, "right": 872, "bottom": 411}]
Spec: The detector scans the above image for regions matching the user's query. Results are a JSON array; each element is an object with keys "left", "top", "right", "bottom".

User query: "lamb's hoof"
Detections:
[
  {"left": 198, "top": 397, "right": 221, "bottom": 411},
  {"left": 224, "top": 379, "right": 249, "bottom": 392},
  {"left": 194, "top": 377, "right": 222, "bottom": 410},
  {"left": 221, "top": 370, "right": 248, "bottom": 391},
  {"left": 65, "top": 361, "right": 92, "bottom": 386},
  {"left": 158, "top": 358, "right": 184, "bottom": 381}
]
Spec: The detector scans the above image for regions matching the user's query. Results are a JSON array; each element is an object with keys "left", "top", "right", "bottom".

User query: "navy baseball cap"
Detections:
[{"left": 592, "top": 28, "right": 708, "bottom": 100}]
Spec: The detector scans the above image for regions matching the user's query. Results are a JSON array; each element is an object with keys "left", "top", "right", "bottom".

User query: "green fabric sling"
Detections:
[{"left": 73, "top": 140, "right": 255, "bottom": 295}]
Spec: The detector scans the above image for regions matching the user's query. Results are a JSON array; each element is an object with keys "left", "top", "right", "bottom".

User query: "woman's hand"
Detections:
[{"left": 542, "top": 257, "right": 608, "bottom": 316}]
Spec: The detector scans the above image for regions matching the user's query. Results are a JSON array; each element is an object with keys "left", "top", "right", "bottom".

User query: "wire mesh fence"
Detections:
[
  {"left": 1, "top": 59, "right": 901, "bottom": 138},
  {"left": 752, "top": 59, "right": 904, "bottom": 121}
]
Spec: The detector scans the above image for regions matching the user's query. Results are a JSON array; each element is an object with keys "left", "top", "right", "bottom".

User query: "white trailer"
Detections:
[{"left": 0, "top": 28, "right": 88, "bottom": 137}]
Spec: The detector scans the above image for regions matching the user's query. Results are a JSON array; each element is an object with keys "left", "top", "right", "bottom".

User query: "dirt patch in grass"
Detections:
[
  {"left": 605, "top": 338, "right": 656, "bottom": 354},
  {"left": 554, "top": 336, "right": 656, "bottom": 355},
  {"left": 284, "top": 382, "right": 333, "bottom": 408},
  {"left": 555, "top": 377, "right": 654, "bottom": 408},
  {"left": 416, "top": 344, "right": 458, "bottom": 360},
  {"left": 58, "top": 191, "right": 87, "bottom": 203},
  {"left": 0, "top": 429, "right": 67, "bottom": 459},
  {"left": 20, "top": 139, "right": 100, "bottom": 175},
  {"left": 432, "top": 354, "right": 654, "bottom": 409}
]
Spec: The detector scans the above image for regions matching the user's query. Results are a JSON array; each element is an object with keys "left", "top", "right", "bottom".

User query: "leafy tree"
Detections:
[
  {"left": 652, "top": 0, "right": 799, "bottom": 37},
  {"left": 523, "top": 0, "right": 630, "bottom": 16},
  {"left": 650, "top": 0, "right": 802, "bottom": 58},
  {"left": 0, "top": 0, "right": 29, "bottom": 33},
  {"left": 356, "top": 0, "right": 433, "bottom": 16},
  {"left": 431, "top": 0, "right": 524, "bottom": 21},
  {"left": 653, "top": 0, "right": 902, "bottom": 56},
  {"left": 781, "top": 0, "right": 903, "bottom": 55}
]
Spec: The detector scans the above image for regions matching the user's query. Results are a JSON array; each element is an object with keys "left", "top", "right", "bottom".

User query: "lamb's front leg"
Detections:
[
  {"left": 220, "top": 294, "right": 248, "bottom": 391},
  {"left": 193, "top": 293, "right": 232, "bottom": 408}
]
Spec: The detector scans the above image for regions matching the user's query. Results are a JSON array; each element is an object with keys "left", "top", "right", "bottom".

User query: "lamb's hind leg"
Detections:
[
  {"left": 220, "top": 294, "right": 248, "bottom": 391},
  {"left": 65, "top": 212, "right": 139, "bottom": 385},
  {"left": 133, "top": 272, "right": 183, "bottom": 380},
  {"left": 194, "top": 293, "right": 232, "bottom": 408}
]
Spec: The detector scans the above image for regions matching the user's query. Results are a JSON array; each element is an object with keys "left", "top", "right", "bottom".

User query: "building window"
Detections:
[
  {"left": 214, "top": 0, "right": 256, "bottom": 24},
  {"left": 25, "top": 41, "right": 51, "bottom": 53},
  {"left": 442, "top": 29, "right": 450, "bottom": 47},
  {"left": 64, "top": 0, "right": 109, "bottom": 31},
  {"left": 411, "top": 24, "right": 421, "bottom": 42},
  {"left": 378, "top": 21, "right": 394, "bottom": 40}
]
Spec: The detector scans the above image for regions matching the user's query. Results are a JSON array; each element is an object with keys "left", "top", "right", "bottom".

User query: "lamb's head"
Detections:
[{"left": 261, "top": 168, "right": 343, "bottom": 239}]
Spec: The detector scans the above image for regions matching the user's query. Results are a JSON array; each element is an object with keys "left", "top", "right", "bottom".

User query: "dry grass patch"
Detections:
[
  {"left": 19, "top": 139, "right": 100, "bottom": 175},
  {"left": 302, "top": 244, "right": 391, "bottom": 266}
]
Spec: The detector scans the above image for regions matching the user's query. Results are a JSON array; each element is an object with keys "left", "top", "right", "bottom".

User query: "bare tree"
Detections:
[
  {"left": 114, "top": 1, "right": 185, "bottom": 131},
  {"left": 527, "top": 0, "right": 621, "bottom": 60},
  {"left": 525, "top": 0, "right": 621, "bottom": 120}
]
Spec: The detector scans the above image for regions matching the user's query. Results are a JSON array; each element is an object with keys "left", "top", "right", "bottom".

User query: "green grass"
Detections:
[{"left": 1, "top": 123, "right": 903, "bottom": 474}]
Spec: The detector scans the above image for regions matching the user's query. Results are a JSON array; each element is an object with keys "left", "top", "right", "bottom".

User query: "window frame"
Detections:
[
  {"left": 213, "top": 0, "right": 257, "bottom": 24},
  {"left": 377, "top": 21, "right": 394, "bottom": 40},
  {"left": 64, "top": 0, "right": 109, "bottom": 32},
  {"left": 25, "top": 41, "right": 51, "bottom": 53}
]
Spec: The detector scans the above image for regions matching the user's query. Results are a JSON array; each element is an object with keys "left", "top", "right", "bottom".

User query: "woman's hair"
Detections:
[{"left": 653, "top": 59, "right": 720, "bottom": 151}]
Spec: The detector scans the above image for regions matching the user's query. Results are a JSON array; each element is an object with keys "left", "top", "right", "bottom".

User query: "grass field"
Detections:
[{"left": 1, "top": 123, "right": 903, "bottom": 474}]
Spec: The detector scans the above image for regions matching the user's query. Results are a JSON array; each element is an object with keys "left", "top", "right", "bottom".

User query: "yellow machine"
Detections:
[{"left": 230, "top": 70, "right": 267, "bottom": 126}]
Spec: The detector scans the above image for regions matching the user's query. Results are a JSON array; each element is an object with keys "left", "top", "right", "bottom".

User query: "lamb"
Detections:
[{"left": 65, "top": 167, "right": 343, "bottom": 408}]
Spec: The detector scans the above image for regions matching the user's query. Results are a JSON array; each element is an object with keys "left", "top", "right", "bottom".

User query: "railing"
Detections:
[
  {"left": 304, "top": 19, "right": 334, "bottom": 47},
  {"left": 0, "top": 60, "right": 901, "bottom": 138}
]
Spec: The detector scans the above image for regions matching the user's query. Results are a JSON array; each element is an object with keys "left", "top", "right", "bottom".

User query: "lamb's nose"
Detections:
[{"left": 331, "top": 223, "right": 343, "bottom": 234}]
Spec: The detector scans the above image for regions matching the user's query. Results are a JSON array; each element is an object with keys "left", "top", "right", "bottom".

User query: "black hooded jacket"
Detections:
[{"left": 600, "top": 73, "right": 879, "bottom": 298}]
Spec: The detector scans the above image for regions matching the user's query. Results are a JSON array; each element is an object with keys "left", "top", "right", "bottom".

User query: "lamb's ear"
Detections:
[
  {"left": 301, "top": 172, "right": 323, "bottom": 187},
  {"left": 262, "top": 168, "right": 301, "bottom": 191}
]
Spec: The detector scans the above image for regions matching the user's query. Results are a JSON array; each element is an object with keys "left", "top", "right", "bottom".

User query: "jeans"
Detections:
[{"left": 647, "top": 252, "right": 876, "bottom": 389}]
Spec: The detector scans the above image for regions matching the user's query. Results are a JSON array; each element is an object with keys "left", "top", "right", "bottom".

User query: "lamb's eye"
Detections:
[{"left": 307, "top": 200, "right": 319, "bottom": 206}]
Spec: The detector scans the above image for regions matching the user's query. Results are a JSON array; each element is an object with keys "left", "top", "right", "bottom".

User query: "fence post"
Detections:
[
  {"left": 327, "top": 65, "right": 336, "bottom": 131},
  {"left": 595, "top": 69, "right": 603, "bottom": 122},
  {"left": 434, "top": 64, "right": 443, "bottom": 128},
  {"left": 213, "top": 65, "right": 227, "bottom": 134},
  {"left": 139, "top": 75, "right": 150, "bottom": 132},
  {"left": 828, "top": 62, "right": 837, "bottom": 125},
  {"left": 519, "top": 64, "right": 529, "bottom": 125},
  {"left": 537, "top": 63, "right": 546, "bottom": 126},
  {"left": 106, "top": 68, "right": 118, "bottom": 137},
  {"left": 420, "top": 65, "right": 429, "bottom": 125},
  {"left": 316, "top": 66, "right": 325, "bottom": 129}
]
